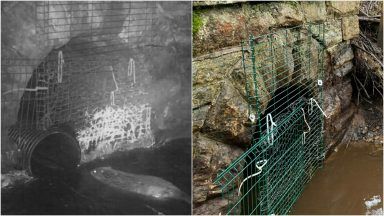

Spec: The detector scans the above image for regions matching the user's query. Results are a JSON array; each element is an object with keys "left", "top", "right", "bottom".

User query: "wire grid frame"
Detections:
[
  {"left": 35, "top": 1, "right": 157, "bottom": 54},
  {"left": 2, "top": 47, "right": 144, "bottom": 129},
  {"left": 1, "top": 2, "right": 170, "bottom": 160},
  {"left": 2, "top": 1, "right": 160, "bottom": 127},
  {"left": 214, "top": 23, "right": 326, "bottom": 215}
]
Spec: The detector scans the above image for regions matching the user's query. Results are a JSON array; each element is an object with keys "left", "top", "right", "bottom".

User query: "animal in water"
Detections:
[
  {"left": 90, "top": 166, "right": 190, "bottom": 204},
  {"left": 241, "top": 83, "right": 313, "bottom": 215}
]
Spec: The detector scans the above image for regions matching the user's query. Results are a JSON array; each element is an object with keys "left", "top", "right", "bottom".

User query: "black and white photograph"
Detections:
[{"left": 1, "top": 1, "right": 191, "bottom": 215}]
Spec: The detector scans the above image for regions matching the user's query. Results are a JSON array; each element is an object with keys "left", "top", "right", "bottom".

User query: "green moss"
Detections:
[
  {"left": 193, "top": 10, "right": 203, "bottom": 37},
  {"left": 286, "top": 1, "right": 299, "bottom": 6}
]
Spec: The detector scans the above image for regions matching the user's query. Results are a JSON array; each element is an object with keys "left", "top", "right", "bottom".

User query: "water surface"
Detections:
[
  {"left": 291, "top": 142, "right": 383, "bottom": 215},
  {"left": 1, "top": 138, "right": 191, "bottom": 215}
]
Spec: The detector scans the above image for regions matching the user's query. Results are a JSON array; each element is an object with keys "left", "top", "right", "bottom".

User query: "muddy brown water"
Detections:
[{"left": 291, "top": 142, "right": 383, "bottom": 215}]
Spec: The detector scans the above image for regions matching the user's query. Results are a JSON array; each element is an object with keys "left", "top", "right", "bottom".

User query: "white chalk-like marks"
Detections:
[{"left": 77, "top": 103, "right": 153, "bottom": 161}]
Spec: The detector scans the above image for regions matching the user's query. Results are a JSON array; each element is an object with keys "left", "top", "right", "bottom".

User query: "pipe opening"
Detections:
[{"left": 29, "top": 132, "right": 80, "bottom": 178}]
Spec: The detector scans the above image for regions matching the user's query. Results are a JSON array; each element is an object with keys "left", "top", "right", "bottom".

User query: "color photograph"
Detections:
[{"left": 192, "top": 1, "right": 383, "bottom": 215}]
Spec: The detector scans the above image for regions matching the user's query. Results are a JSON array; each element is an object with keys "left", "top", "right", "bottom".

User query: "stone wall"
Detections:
[{"left": 192, "top": 1, "right": 360, "bottom": 214}]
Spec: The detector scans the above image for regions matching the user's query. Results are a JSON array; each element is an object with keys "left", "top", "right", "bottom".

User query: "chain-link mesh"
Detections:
[{"left": 214, "top": 23, "right": 326, "bottom": 215}]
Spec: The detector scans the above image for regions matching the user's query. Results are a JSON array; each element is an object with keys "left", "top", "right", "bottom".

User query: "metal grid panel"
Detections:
[
  {"left": 2, "top": 1, "right": 161, "bottom": 129},
  {"left": 1, "top": 2, "right": 174, "bottom": 168},
  {"left": 215, "top": 23, "right": 326, "bottom": 215},
  {"left": 1, "top": 56, "right": 139, "bottom": 128},
  {"left": 35, "top": 1, "right": 157, "bottom": 53}
]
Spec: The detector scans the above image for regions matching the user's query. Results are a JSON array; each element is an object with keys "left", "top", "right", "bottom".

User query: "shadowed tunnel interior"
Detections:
[{"left": 30, "top": 131, "right": 80, "bottom": 178}]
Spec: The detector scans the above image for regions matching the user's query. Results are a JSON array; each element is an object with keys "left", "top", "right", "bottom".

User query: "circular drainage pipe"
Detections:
[{"left": 8, "top": 124, "right": 81, "bottom": 177}]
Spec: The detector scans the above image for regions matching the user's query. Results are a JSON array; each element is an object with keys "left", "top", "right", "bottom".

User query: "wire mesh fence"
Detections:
[
  {"left": 1, "top": 1, "right": 189, "bottom": 168},
  {"left": 35, "top": 1, "right": 157, "bottom": 54},
  {"left": 214, "top": 23, "right": 326, "bottom": 215}
]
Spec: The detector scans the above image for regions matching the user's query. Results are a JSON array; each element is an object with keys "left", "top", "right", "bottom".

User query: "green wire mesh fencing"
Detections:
[{"left": 214, "top": 23, "right": 326, "bottom": 215}]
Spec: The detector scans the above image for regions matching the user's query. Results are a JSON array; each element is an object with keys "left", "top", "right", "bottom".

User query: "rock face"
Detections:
[
  {"left": 342, "top": 16, "right": 360, "bottom": 40},
  {"left": 193, "top": 1, "right": 360, "bottom": 212},
  {"left": 193, "top": 82, "right": 223, "bottom": 109},
  {"left": 326, "top": 2, "right": 360, "bottom": 16},
  {"left": 300, "top": 1, "right": 327, "bottom": 22},
  {"left": 193, "top": 51, "right": 242, "bottom": 86},
  {"left": 193, "top": 132, "right": 243, "bottom": 204},
  {"left": 273, "top": 3, "right": 304, "bottom": 26},
  {"left": 323, "top": 20, "right": 343, "bottom": 47},
  {"left": 193, "top": 0, "right": 247, "bottom": 7},
  {"left": 327, "top": 41, "right": 355, "bottom": 77},
  {"left": 193, "top": 196, "right": 230, "bottom": 215},
  {"left": 193, "top": 2, "right": 307, "bottom": 55},
  {"left": 323, "top": 78, "right": 354, "bottom": 148},
  {"left": 193, "top": 105, "right": 211, "bottom": 132},
  {"left": 334, "top": 61, "right": 353, "bottom": 77},
  {"left": 333, "top": 45, "right": 354, "bottom": 68},
  {"left": 201, "top": 81, "right": 250, "bottom": 146}
]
